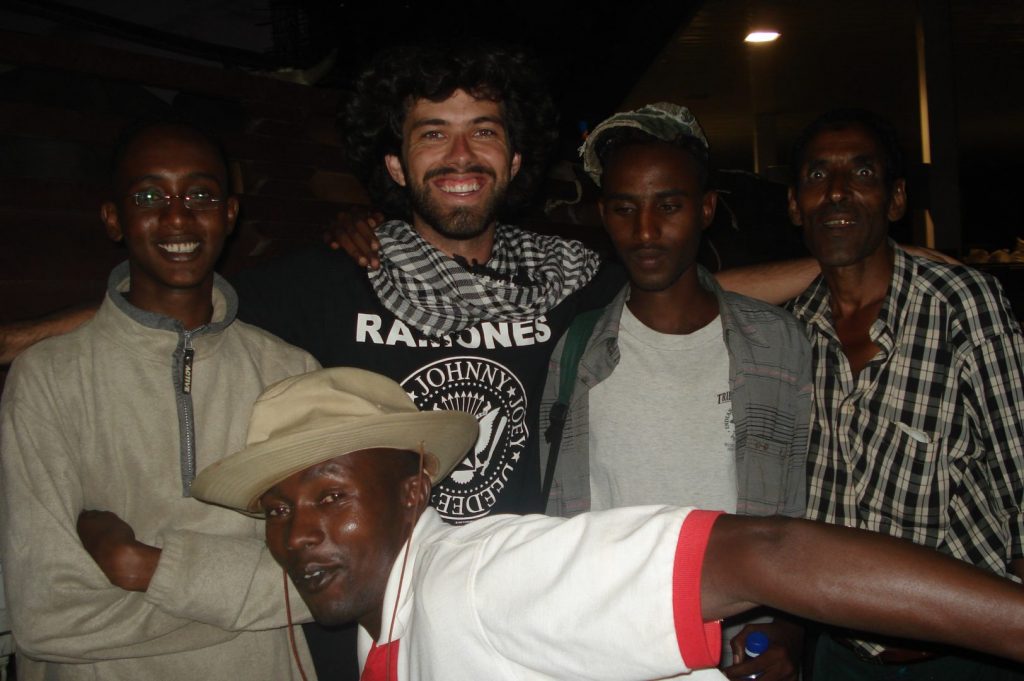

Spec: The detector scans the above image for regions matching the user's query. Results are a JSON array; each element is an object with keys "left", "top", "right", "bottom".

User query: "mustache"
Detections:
[
  {"left": 820, "top": 202, "right": 855, "bottom": 217},
  {"left": 629, "top": 245, "right": 670, "bottom": 254},
  {"left": 423, "top": 165, "right": 496, "bottom": 182}
]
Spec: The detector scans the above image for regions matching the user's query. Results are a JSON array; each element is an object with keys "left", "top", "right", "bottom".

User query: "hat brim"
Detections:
[{"left": 191, "top": 410, "right": 478, "bottom": 514}]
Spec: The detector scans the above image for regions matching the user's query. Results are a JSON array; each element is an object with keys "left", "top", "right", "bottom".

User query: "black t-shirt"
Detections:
[
  {"left": 233, "top": 245, "right": 621, "bottom": 680},
  {"left": 234, "top": 246, "right": 622, "bottom": 522}
]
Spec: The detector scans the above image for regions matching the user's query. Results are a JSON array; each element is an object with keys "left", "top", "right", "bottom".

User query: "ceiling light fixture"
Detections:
[{"left": 745, "top": 31, "right": 780, "bottom": 43}]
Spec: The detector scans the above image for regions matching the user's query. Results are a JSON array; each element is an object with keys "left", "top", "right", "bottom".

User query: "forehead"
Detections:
[
  {"left": 260, "top": 455, "right": 354, "bottom": 503},
  {"left": 602, "top": 142, "right": 701, "bottom": 190},
  {"left": 403, "top": 89, "right": 505, "bottom": 130},
  {"left": 116, "top": 126, "right": 226, "bottom": 184},
  {"left": 801, "top": 124, "right": 885, "bottom": 167},
  {"left": 263, "top": 448, "right": 413, "bottom": 500},
  {"left": 292, "top": 455, "right": 354, "bottom": 486}
]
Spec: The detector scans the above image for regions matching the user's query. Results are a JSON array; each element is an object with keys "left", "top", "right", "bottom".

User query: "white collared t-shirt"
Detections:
[{"left": 358, "top": 507, "right": 726, "bottom": 680}]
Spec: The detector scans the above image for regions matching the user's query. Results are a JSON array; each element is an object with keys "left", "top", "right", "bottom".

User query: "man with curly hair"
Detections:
[
  {"left": 237, "top": 42, "right": 613, "bottom": 524},
  {"left": 230, "top": 43, "right": 621, "bottom": 680}
]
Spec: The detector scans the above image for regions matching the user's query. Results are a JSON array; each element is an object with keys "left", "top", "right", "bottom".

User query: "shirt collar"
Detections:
[
  {"left": 874, "top": 242, "right": 916, "bottom": 340},
  {"left": 368, "top": 508, "right": 445, "bottom": 646},
  {"left": 794, "top": 239, "right": 912, "bottom": 347}
]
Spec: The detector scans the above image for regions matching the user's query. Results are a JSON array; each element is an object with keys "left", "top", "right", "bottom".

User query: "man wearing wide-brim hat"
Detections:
[{"left": 193, "top": 367, "right": 1024, "bottom": 681}]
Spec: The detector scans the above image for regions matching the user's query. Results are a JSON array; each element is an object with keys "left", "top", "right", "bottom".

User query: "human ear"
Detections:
[
  {"left": 384, "top": 154, "right": 407, "bottom": 187},
  {"left": 509, "top": 151, "right": 522, "bottom": 179},
  {"left": 101, "top": 202, "right": 123, "bottom": 242},
  {"left": 401, "top": 472, "right": 432, "bottom": 513},
  {"left": 787, "top": 187, "right": 803, "bottom": 226},
  {"left": 701, "top": 191, "right": 718, "bottom": 230},
  {"left": 887, "top": 179, "right": 907, "bottom": 222},
  {"left": 225, "top": 196, "right": 239, "bottom": 235}
]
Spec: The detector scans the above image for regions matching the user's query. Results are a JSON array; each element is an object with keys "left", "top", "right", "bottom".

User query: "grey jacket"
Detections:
[
  {"left": 1, "top": 262, "right": 320, "bottom": 680},
  {"left": 540, "top": 266, "right": 812, "bottom": 518}
]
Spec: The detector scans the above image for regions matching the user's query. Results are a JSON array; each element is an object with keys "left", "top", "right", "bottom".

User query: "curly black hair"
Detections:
[
  {"left": 790, "top": 108, "right": 905, "bottom": 192},
  {"left": 340, "top": 43, "right": 558, "bottom": 221}
]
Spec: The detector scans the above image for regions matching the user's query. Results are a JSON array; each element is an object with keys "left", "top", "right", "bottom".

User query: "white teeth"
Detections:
[
  {"left": 440, "top": 182, "right": 481, "bottom": 193},
  {"left": 824, "top": 219, "right": 854, "bottom": 227},
  {"left": 304, "top": 570, "right": 324, "bottom": 580},
  {"left": 159, "top": 242, "right": 199, "bottom": 254}
]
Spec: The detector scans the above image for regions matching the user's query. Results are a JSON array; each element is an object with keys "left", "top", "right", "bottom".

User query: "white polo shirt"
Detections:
[{"left": 358, "top": 506, "right": 724, "bottom": 680}]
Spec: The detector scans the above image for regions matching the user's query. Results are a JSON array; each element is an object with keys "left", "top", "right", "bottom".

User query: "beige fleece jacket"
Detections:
[{"left": 0, "top": 264, "right": 320, "bottom": 680}]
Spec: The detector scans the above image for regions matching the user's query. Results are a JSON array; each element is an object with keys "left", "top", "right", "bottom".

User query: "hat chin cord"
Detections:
[
  {"left": 284, "top": 568, "right": 310, "bottom": 681},
  {"left": 384, "top": 442, "right": 425, "bottom": 681}
]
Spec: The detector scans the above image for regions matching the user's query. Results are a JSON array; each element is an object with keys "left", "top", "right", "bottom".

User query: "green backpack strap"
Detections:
[{"left": 541, "top": 308, "right": 603, "bottom": 504}]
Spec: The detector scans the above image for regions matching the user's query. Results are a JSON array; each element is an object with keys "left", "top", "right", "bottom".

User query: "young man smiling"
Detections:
[
  {"left": 0, "top": 121, "right": 319, "bottom": 680},
  {"left": 233, "top": 45, "right": 611, "bottom": 529},
  {"left": 227, "top": 42, "right": 616, "bottom": 679},
  {"left": 540, "top": 104, "right": 811, "bottom": 681},
  {"left": 382, "top": 88, "right": 522, "bottom": 260}
]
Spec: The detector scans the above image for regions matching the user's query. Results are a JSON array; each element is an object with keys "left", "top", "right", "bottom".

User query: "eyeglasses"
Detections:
[{"left": 129, "top": 188, "right": 223, "bottom": 211}]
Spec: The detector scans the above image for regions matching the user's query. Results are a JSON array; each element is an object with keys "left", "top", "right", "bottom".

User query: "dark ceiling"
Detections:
[
  {"left": 4, "top": 0, "right": 1023, "bottom": 247},
  {"left": 3, "top": 0, "right": 704, "bottom": 158},
  {"left": 626, "top": 0, "right": 1024, "bottom": 170}
]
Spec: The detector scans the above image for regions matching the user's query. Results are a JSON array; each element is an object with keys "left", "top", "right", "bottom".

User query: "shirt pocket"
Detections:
[{"left": 854, "top": 405, "right": 954, "bottom": 544}]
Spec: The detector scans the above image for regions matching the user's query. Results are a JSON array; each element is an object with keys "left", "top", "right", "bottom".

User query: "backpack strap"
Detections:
[{"left": 541, "top": 308, "right": 603, "bottom": 504}]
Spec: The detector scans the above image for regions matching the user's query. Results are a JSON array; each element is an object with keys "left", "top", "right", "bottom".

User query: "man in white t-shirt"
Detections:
[
  {"left": 541, "top": 103, "right": 812, "bottom": 680},
  {"left": 192, "top": 366, "right": 1024, "bottom": 681}
]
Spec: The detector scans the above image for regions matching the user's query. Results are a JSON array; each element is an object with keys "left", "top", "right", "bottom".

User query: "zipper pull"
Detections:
[{"left": 182, "top": 336, "right": 195, "bottom": 395}]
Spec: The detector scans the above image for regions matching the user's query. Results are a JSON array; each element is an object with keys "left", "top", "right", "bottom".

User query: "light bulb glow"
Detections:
[{"left": 745, "top": 31, "right": 780, "bottom": 43}]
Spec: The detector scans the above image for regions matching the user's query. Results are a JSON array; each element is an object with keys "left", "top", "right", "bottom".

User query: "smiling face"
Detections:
[
  {"left": 788, "top": 124, "right": 906, "bottom": 270},
  {"left": 599, "top": 141, "right": 716, "bottom": 295},
  {"left": 260, "top": 449, "right": 425, "bottom": 638},
  {"left": 384, "top": 89, "right": 522, "bottom": 248},
  {"left": 101, "top": 125, "right": 238, "bottom": 312}
]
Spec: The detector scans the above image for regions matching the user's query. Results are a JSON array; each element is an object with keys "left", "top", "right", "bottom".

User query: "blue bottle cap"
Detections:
[{"left": 745, "top": 631, "right": 770, "bottom": 656}]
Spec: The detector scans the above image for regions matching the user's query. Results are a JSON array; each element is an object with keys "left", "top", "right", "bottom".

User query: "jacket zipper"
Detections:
[{"left": 179, "top": 330, "right": 200, "bottom": 496}]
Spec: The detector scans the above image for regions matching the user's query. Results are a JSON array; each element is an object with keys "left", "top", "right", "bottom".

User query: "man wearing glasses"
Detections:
[{"left": 0, "top": 121, "right": 320, "bottom": 680}]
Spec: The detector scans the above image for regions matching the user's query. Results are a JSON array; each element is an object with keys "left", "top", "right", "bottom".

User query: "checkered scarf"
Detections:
[{"left": 368, "top": 220, "right": 601, "bottom": 338}]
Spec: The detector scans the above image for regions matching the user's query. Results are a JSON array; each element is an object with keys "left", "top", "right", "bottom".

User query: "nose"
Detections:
[
  {"left": 827, "top": 173, "right": 850, "bottom": 203},
  {"left": 634, "top": 206, "right": 660, "bottom": 243},
  {"left": 285, "top": 505, "right": 325, "bottom": 552},
  {"left": 160, "top": 195, "right": 193, "bottom": 225},
  {"left": 444, "top": 131, "right": 477, "bottom": 168}
]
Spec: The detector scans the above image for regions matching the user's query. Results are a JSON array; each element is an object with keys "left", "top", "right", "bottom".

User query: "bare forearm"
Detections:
[
  {"left": 702, "top": 515, "right": 1024, "bottom": 662},
  {"left": 712, "top": 243, "right": 956, "bottom": 306},
  {"left": 0, "top": 304, "right": 98, "bottom": 365},
  {"left": 714, "top": 258, "right": 819, "bottom": 305}
]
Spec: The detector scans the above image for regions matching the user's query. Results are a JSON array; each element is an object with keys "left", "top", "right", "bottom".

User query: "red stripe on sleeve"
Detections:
[{"left": 672, "top": 510, "right": 723, "bottom": 670}]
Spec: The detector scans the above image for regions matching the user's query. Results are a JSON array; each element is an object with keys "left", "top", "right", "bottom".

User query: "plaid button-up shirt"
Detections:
[{"left": 790, "top": 245, "right": 1024, "bottom": 657}]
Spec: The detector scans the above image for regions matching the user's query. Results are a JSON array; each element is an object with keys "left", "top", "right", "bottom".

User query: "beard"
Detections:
[{"left": 407, "top": 166, "right": 509, "bottom": 240}]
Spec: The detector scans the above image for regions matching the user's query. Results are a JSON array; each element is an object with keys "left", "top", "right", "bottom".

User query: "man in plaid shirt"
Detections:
[{"left": 787, "top": 108, "right": 1024, "bottom": 680}]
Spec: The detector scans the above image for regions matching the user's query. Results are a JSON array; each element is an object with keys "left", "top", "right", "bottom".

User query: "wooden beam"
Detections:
[
  {"left": 0, "top": 29, "right": 339, "bottom": 112},
  {"left": 916, "top": 0, "right": 963, "bottom": 252}
]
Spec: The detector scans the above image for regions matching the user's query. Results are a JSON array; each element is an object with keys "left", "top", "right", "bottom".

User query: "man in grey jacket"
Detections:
[
  {"left": 540, "top": 103, "right": 811, "bottom": 681},
  {"left": 0, "top": 121, "right": 319, "bottom": 680}
]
